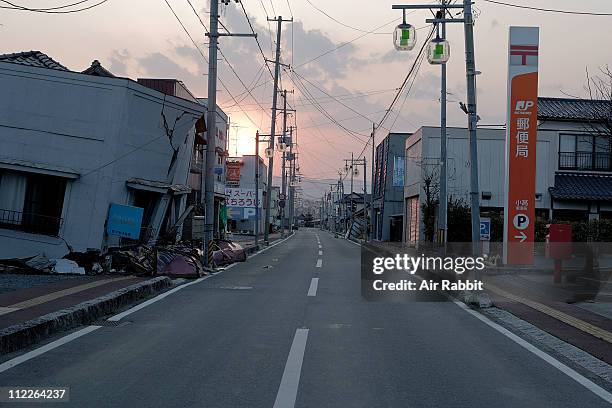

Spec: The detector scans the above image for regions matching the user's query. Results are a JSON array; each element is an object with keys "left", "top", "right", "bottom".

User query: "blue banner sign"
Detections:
[{"left": 107, "top": 203, "right": 144, "bottom": 239}]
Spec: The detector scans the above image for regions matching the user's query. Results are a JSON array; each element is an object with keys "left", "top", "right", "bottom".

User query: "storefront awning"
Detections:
[
  {"left": 0, "top": 158, "right": 79, "bottom": 179},
  {"left": 549, "top": 173, "right": 612, "bottom": 201},
  {"left": 126, "top": 178, "right": 191, "bottom": 195}
]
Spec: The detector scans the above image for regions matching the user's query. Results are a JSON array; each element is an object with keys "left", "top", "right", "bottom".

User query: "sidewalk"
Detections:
[
  {"left": 0, "top": 273, "right": 172, "bottom": 354},
  {"left": 484, "top": 272, "right": 612, "bottom": 364},
  {"left": 367, "top": 241, "right": 612, "bottom": 365}
]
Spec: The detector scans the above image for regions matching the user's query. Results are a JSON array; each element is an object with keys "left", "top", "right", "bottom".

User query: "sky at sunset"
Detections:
[{"left": 2, "top": 1, "right": 612, "bottom": 199}]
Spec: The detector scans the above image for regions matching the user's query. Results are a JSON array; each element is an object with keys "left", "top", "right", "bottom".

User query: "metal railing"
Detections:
[
  {"left": 0, "top": 209, "right": 63, "bottom": 236},
  {"left": 559, "top": 152, "right": 612, "bottom": 171}
]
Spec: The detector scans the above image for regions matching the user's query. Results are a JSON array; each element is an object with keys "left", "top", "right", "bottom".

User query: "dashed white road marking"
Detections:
[
  {"left": 307, "top": 278, "right": 319, "bottom": 297},
  {"left": 316, "top": 259, "right": 322, "bottom": 268},
  {"left": 318, "top": 250, "right": 323, "bottom": 256},
  {"left": 318, "top": 244, "right": 322, "bottom": 249},
  {"left": 273, "top": 328, "right": 309, "bottom": 408}
]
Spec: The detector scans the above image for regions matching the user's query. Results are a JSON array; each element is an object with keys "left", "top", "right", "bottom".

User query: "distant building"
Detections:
[
  {"left": 225, "top": 155, "right": 267, "bottom": 235},
  {"left": 403, "top": 97, "right": 612, "bottom": 245},
  {"left": 0, "top": 51, "right": 207, "bottom": 258},
  {"left": 372, "top": 132, "right": 411, "bottom": 242}
]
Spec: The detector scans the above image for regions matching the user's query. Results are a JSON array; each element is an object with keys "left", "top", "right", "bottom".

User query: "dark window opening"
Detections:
[{"left": 0, "top": 170, "right": 66, "bottom": 236}]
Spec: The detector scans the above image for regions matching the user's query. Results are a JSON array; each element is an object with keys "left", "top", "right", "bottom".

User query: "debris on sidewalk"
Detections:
[
  {"left": 52, "top": 259, "right": 86, "bottom": 275},
  {"left": 24, "top": 254, "right": 56, "bottom": 271}
]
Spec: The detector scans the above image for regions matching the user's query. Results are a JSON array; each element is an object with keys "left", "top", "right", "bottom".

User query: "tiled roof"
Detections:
[
  {"left": 81, "top": 60, "right": 115, "bottom": 77},
  {"left": 538, "top": 97, "right": 612, "bottom": 122},
  {"left": 549, "top": 173, "right": 612, "bottom": 201},
  {"left": 0, "top": 50, "right": 68, "bottom": 71}
]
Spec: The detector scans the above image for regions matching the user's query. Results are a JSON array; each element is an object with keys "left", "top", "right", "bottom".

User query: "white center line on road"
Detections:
[
  {"left": 273, "top": 328, "right": 309, "bottom": 408},
  {"left": 0, "top": 325, "right": 101, "bottom": 373},
  {"left": 307, "top": 278, "right": 319, "bottom": 297},
  {"left": 316, "top": 259, "right": 322, "bottom": 268},
  {"left": 318, "top": 250, "right": 323, "bottom": 256},
  {"left": 318, "top": 244, "right": 322, "bottom": 249}
]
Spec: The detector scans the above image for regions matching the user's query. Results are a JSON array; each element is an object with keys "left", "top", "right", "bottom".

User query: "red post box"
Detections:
[{"left": 546, "top": 224, "right": 572, "bottom": 283}]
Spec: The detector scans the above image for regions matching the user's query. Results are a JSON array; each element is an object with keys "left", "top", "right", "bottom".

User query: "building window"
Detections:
[
  {"left": 559, "top": 133, "right": 612, "bottom": 171},
  {"left": 0, "top": 170, "right": 66, "bottom": 236}
]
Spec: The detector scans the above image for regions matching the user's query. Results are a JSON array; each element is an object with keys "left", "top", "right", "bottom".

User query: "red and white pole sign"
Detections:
[{"left": 503, "top": 26, "right": 539, "bottom": 265}]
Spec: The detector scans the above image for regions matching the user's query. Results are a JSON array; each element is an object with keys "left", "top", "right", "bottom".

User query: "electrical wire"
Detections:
[
  {"left": 183, "top": 0, "right": 271, "bottom": 121},
  {"left": 163, "top": 0, "right": 262, "bottom": 128},
  {"left": 0, "top": 0, "right": 110, "bottom": 13},
  {"left": 482, "top": 0, "right": 612, "bottom": 16},
  {"left": 303, "top": 0, "right": 390, "bottom": 34}
]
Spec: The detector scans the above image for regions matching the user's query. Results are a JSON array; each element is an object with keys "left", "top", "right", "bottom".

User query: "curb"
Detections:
[{"left": 0, "top": 276, "right": 173, "bottom": 354}]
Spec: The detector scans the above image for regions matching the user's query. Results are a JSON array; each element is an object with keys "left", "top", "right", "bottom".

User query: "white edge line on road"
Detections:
[
  {"left": 453, "top": 300, "right": 612, "bottom": 404},
  {"left": 0, "top": 325, "right": 101, "bottom": 373},
  {"left": 273, "top": 328, "right": 309, "bottom": 408},
  {"left": 316, "top": 259, "right": 322, "bottom": 268},
  {"left": 109, "top": 232, "right": 296, "bottom": 322},
  {"left": 0, "top": 233, "right": 298, "bottom": 374},
  {"left": 307, "top": 278, "right": 319, "bottom": 297}
]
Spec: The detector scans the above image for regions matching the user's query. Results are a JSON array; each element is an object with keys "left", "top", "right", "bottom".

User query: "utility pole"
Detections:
[
  {"left": 437, "top": 3, "right": 448, "bottom": 244},
  {"left": 203, "top": 0, "right": 220, "bottom": 268},
  {"left": 370, "top": 123, "right": 376, "bottom": 241},
  {"left": 287, "top": 126, "right": 296, "bottom": 232},
  {"left": 392, "top": 1, "right": 480, "bottom": 250},
  {"left": 363, "top": 158, "right": 367, "bottom": 241},
  {"left": 264, "top": 16, "right": 292, "bottom": 245},
  {"left": 462, "top": 0, "right": 481, "bottom": 253},
  {"left": 350, "top": 153, "right": 354, "bottom": 231},
  {"left": 203, "top": 0, "right": 255, "bottom": 267},
  {"left": 280, "top": 89, "right": 288, "bottom": 238},
  {"left": 254, "top": 131, "right": 260, "bottom": 249}
]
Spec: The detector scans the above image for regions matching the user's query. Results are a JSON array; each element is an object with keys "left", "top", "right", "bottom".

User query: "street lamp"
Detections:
[
  {"left": 427, "top": 35, "right": 450, "bottom": 64},
  {"left": 393, "top": 11, "right": 416, "bottom": 51},
  {"left": 277, "top": 141, "right": 288, "bottom": 152},
  {"left": 265, "top": 147, "right": 274, "bottom": 158}
]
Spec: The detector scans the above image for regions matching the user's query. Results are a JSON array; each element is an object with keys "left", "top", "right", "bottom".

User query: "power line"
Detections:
[
  {"left": 291, "top": 69, "right": 393, "bottom": 132},
  {"left": 183, "top": 0, "right": 271, "bottom": 122},
  {"left": 303, "top": 0, "right": 389, "bottom": 34},
  {"left": 341, "top": 24, "right": 435, "bottom": 184},
  {"left": 0, "top": 0, "right": 110, "bottom": 13},
  {"left": 0, "top": 0, "right": 91, "bottom": 10},
  {"left": 295, "top": 16, "right": 402, "bottom": 69},
  {"left": 162, "top": 0, "right": 262, "bottom": 128},
  {"left": 482, "top": 0, "right": 612, "bottom": 16}
]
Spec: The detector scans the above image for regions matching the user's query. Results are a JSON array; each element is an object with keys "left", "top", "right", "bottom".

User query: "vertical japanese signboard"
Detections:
[
  {"left": 226, "top": 160, "right": 241, "bottom": 187},
  {"left": 392, "top": 156, "right": 405, "bottom": 187},
  {"left": 503, "top": 27, "right": 539, "bottom": 264}
]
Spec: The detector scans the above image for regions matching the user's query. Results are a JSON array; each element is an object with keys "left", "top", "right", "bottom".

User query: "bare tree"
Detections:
[
  {"left": 420, "top": 159, "right": 440, "bottom": 242},
  {"left": 584, "top": 65, "right": 612, "bottom": 139}
]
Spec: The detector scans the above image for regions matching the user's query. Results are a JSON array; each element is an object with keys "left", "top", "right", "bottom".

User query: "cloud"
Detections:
[{"left": 108, "top": 49, "right": 130, "bottom": 75}]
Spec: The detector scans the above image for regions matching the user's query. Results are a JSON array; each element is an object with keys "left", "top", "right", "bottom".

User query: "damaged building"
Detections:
[{"left": 0, "top": 51, "right": 225, "bottom": 259}]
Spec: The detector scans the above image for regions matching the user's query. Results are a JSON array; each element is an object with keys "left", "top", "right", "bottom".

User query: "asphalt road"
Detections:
[{"left": 0, "top": 229, "right": 610, "bottom": 407}]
